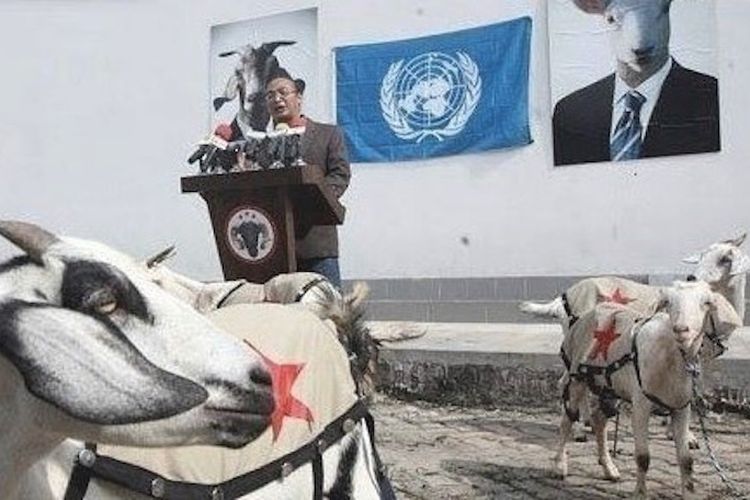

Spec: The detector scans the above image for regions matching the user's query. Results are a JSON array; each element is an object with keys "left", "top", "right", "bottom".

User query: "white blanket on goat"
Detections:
[
  {"left": 565, "top": 277, "right": 661, "bottom": 320},
  {"left": 97, "top": 303, "right": 358, "bottom": 484}
]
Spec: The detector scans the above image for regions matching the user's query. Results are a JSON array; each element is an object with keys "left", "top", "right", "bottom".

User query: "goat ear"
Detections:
[
  {"left": 655, "top": 289, "right": 670, "bottom": 312},
  {"left": 682, "top": 252, "right": 701, "bottom": 265},
  {"left": 144, "top": 245, "right": 176, "bottom": 269},
  {"left": 0, "top": 220, "right": 60, "bottom": 264},
  {"left": 0, "top": 302, "right": 207, "bottom": 425},
  {"left": 218, "top": 50, "right": 238, "bottom": 58},
  {"left": 573, "top": 0, "right": 608, "bottom": 14}
]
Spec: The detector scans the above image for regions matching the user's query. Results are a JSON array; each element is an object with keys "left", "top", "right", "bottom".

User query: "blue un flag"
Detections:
[{"left": 335, "top": 17, "right": 532, "bottom": 163}]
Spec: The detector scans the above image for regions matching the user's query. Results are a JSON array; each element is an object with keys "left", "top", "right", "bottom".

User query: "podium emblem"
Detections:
[{"left": 226, "top": 207, "right": 276, "bottom": 262}]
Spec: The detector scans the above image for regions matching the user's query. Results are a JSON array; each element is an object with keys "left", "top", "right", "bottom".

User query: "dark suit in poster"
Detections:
[{"left": 552, "top": 60, "right": 720, "bottom": 166}]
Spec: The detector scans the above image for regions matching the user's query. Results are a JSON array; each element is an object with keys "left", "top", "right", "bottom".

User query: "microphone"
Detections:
[
  {"left": 214, "top": 123, "right": 233, "bottom": 141},
  {"left": 188, "top": 123, "right": 233, "bottom": 167}
]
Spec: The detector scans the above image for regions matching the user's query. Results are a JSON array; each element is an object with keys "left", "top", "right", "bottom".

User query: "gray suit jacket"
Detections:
[{"left": 297, "top": 118, "right": 351, "bottom": 259}]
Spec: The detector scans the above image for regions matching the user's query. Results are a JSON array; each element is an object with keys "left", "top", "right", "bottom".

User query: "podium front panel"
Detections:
[{"left": 202, "top": 188, "right": 295, "bottom": 283}]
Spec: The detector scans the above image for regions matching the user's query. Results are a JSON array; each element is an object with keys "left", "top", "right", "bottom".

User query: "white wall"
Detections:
[{"left": 0, "top": 0, "right": 747, "bottom": 281}]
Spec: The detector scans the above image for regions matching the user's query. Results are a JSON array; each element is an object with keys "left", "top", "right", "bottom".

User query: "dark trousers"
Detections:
[{"left": 298, "top": 257, "right": 341, "bottom": 289}]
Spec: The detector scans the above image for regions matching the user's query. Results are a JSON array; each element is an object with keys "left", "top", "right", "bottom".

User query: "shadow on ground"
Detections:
[{"left": 441, "top": 460, "right": 631, "bottom": 499}]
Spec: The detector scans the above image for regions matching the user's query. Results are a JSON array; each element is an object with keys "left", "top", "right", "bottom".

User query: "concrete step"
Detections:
[{"left": 369, "top": 321, "right": 750, "bottom": 408}]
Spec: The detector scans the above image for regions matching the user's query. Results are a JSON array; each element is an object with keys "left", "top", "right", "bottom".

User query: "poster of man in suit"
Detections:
[{"left": 548, "top": 0, "right": 720, "bottom": 167}]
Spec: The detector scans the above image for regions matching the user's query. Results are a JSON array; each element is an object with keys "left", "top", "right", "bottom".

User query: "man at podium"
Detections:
[{"left": 264, "top": 73, "right": 351, "bottom": 287}]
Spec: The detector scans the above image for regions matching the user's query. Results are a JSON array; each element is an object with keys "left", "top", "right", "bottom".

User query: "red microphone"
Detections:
[{"left": 214, "top": 123, "right": 233, "bottom": 141}]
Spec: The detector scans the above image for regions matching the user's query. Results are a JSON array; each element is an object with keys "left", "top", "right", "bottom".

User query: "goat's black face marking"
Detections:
[
  {"left": 0, "top": 255, "right": 41, "bottom": 274},
  {"left": 326, "top": 429, "right": 360, "bottom": 500},
  {"left": 61, "top": 260, "right": 152, "bottom": 324}
]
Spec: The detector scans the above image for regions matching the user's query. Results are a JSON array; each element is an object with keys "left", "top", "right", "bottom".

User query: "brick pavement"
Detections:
[{"left": 371, "top": 395, "right": 750, "bottom": 499}]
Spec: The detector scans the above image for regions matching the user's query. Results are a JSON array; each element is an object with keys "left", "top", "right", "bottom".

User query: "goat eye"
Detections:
[
  {"left": 719, "top": 255, "right": 732, "bottom": 265},
  {"left": 83, "top": 289, "right": 119, "bottom": 315},
  {"left": 95, "top": 299, "right": 118, "bottom": 315}
]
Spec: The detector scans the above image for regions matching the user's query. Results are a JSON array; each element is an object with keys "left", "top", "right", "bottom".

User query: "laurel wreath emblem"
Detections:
[{"left": 379, "top": 52, "right": 482, "bottom": 143}]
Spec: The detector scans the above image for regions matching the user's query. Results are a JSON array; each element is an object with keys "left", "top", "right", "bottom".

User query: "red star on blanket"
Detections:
[
  {"left": 589, "top": 323, "right": 621, "bottom": 362},
  {"left": 244, "top": 341, "right": 314, "bottom": 441},
  {"left": 600, "top": 288, "right": 635, "bottom": 305}
]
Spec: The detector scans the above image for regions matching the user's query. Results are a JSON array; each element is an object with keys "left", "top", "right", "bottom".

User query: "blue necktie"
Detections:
[{"left": 610, "top": 91, "right": 646, "bottom": 162}]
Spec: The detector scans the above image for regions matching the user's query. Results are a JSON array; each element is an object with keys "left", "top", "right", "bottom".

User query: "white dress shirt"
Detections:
[{"left": 610, "top": 58, "right": 673, "bottom": 142}]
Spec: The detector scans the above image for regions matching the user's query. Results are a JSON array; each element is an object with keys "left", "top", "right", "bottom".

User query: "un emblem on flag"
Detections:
[{"left": 380, "top": 51, "right": 482, "bottom": 143}]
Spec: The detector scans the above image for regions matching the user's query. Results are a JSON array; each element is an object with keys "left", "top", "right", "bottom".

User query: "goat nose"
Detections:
[
  {"left": 250, "top": 365, "right": 272, "bottom": 386},
  {"left": 686, "top": 274, "right": 697, "bottom": 282},
  {"left": 250, "top": 365, "right": 272, "bottom": 388}
]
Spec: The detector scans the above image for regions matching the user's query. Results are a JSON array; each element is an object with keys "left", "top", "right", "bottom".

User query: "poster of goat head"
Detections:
[
  {"left": 210, "top": 8, "right": 318, "bottom": 138},
  {"left": 548, "top": 0, "right": 720, "bottom": 167}
]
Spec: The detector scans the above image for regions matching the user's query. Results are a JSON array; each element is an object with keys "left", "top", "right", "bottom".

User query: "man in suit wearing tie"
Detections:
[
  {"left": 265, "top": 74, "right": 351, "bottom": 287},
  {"left": 552, "top": 0, "right": 720, "bottom": 167}
]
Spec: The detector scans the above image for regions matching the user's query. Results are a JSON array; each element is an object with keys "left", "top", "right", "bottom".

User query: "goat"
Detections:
[
  {"left": 141, "top": 245, "right": 347, "bottom": 321},
  {"left": 20, "top": 300, "right": 390, "bottom": 499},
  {"left": 0, "top": 221, "right": 275, "bottom": 499},
  {"left": 521, "top": 234, "right": 749, "bottom": 445},
  {"left": 142, "top": 249, "right": 379, "bottom": 401},
  {"left": 555, "top": 280, "right": 741, "bottom": 498},
  {"left": 12, "top": 235, "right": 388, "bottom": 499},
  {"left": 214, "top": 41, "right": 296, "bottom": 135}
]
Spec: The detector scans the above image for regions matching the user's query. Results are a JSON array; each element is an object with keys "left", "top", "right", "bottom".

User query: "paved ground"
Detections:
[{"left": 372, "top": 395, "right": 750, "bottom": 500}]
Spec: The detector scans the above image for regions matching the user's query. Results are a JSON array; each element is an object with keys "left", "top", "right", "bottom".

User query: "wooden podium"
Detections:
[{"left": 181, "top": 166, "right": 345, "bottom": 283}]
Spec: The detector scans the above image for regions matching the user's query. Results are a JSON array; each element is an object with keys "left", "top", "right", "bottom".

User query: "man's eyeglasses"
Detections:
[{"left": 265, "top": 88, "right": 298, "bottom": 101}]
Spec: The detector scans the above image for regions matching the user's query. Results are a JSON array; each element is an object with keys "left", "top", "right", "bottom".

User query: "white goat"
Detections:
[
  {"left": 555, "top": 280, "right": 741, "bottom": 499},
  {"left": 522, "top": 234, "right": 749, "bottom": 446},
  {"left": 21, "top": 303, "right": 389, "bottom": 499},
  {"left": 142, "top": 245, "right": 344, "bottom": 319},
  {"left": 0, "top": 221, "right": 275, "bottom": 499}
]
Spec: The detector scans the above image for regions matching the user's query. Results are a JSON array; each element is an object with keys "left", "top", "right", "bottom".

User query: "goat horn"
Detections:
[
  {"left": 144, "top": 245, "right": 176, "bottom": 268},
  {"left": 258, "top": 41, "right": 296, "bottom": 54},
  {"left": 0, "top": 220, "right": 60, "bottom": 263}
]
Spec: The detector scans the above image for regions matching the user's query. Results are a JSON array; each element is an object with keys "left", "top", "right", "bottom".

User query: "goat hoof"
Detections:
[
  {"left": 604, "top": 469, "right": 621, "bottom": 482},
  {"left": 687, "top": 432, "right": 700, "bottom": 449}
]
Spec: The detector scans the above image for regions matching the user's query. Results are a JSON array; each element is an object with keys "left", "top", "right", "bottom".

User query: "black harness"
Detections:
[
  {"left": 293, "top": 277, "right": 329, "bottom": 303},
  {"left": 216, "top": 277, "right": 329, "bottom": 310},
  {"left": 562, "top": 313, "right": 725, "bottom": 419},
  {"left": 64, "top": 400, "right": 384, "bottom": 500}
]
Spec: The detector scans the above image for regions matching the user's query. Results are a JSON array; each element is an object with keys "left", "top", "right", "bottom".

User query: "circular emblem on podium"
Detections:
[{"left": 226, "top": 207, "right": 276, "bottom": 263}]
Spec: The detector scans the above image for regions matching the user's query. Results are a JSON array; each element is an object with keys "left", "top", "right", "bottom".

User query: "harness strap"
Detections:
[
  {"left": 703, "top": 313, "right": 727, "bottom": 358},
  {"left": 561, "top": 293, "right": 579, "bottom": 327},
  {"left": 215, "top": 281, "right": 249, "bottom": 309},
  {"left": 294, "top": 277, "right": 329, "bottom": 303},
  {"left": 63, "top": 400, "right": 370, "bottom": 500},
  {"left": 631, "top": 323, "right": 690, "bottom": 412}
]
